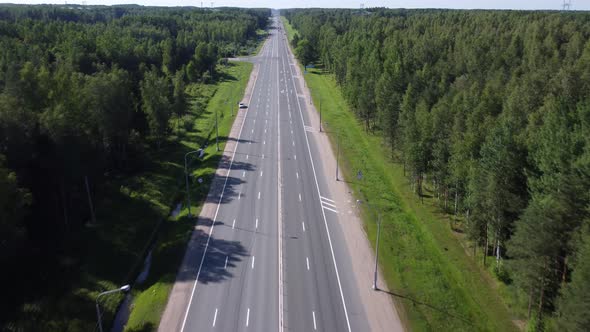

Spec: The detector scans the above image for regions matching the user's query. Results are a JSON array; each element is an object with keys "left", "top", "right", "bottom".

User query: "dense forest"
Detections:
[
  {"left": 0, "top": 4, "right": 268, "bottom": 330},
  {"left": 284, "top": 8, "right": 590, "bottom": 330}
]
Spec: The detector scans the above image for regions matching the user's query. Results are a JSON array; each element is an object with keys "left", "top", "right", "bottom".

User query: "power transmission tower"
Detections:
[{"left": 562, "top": 0, "right": 572, "bottom": 10}]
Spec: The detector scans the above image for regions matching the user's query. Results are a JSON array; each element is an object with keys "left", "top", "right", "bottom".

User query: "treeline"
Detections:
[
  {"left": 0, "top": 5, "right": 268, "bottom": 271},
  {"left": 284, "top": 8, "right": 590, "bottom": 330}
]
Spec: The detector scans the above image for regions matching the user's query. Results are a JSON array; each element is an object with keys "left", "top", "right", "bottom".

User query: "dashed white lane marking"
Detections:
[
  {"left": 306, "top": 257, "right": 310, "bottom": 270},
  {"left": 291, "top": 130, "right": 293, "bottom": 134},
  {"left": 302, "top": 221, "right": 305, "bottom": 232},
  {"left": 251, "top": 129, "right": 254, "bottom": 133},
  {"left": 265, "top": 129, "right": 267, "bottom": 133},
  {"left": 255, "top": 218, "right": 258, "bottom": 229},
  {"left": 238, "top": 192, "right": 241, "bottom": 200},
  {"left": 262, "top": 153, "right": 265, "bottom": 159},
  {"left": 212, "top": 308, "right": 218, "bottom": 327},
  {"left": 294, "top": 154, "right": 297, "bottom": 160},
  {"left": 251, "top": 256, "right": 255, "bottom": 269},
  {"left": 296, "top": 172, "right": 299, "bottom": 179},
  {"left": 246, "top": 154, "right": 249, "bottom": 160},
  {"left": 299, "top": 193, "right": 302, "bottom": 202},
  {"left": 312, "top": 311, "right": 317, "bottom": 330},
  {"left": 260, "top": 170, "right": 263, "bottom": 177},
  {"left": 242, "top": 171, "right": 246, "bottom": 177},
  {"left": 232, "top": 219, "right": 236, "bottom": 229},
  {"left": 292, "top": 141, "right": 295, "bottom": 146},
  {"left": 249, "top": 141, "right": 252, "bottom": 145},
  {"left": 258, "top": 192, "right": 261, "bottom": 200},
  {"left": 246, "top": 308, "right": 250, "bottom": 326},
  {"left": 224, "top": 257, "right": 228, "bottom": 269},
  {"left": 264, "top": 140, "right": 266, "bottom": 145}
]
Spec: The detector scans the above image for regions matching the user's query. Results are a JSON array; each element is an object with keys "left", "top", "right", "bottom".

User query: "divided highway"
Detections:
[{"left": 177, "top": 12, "right": 370, "bottom": 332}]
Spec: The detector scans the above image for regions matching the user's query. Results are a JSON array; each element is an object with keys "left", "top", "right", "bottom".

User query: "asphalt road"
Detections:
[{"left": 179, "top": 12, "right": 370, "bottom": 332}]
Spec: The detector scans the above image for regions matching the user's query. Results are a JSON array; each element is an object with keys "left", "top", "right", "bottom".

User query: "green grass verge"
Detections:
[
  {"left": 281, "top": 16, "right": 518, "bottom": 332},
  {"left": 281, "top": 16, "right": 296, "bottom": 44},
  {"left": 122, "top": 61, "right": 253, "bottom": 332}
]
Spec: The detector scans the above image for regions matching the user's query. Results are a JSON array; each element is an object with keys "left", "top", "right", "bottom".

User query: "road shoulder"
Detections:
[
  {"left": 282, "top": 25, "right": 406, "bottom": 332},
  {"left": 157, "top": 57, "right": 262, "bottom": 332}
]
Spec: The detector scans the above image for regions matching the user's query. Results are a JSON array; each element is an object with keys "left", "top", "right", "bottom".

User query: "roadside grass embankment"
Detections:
[{"left": 281, "top": 16, "right": 518, "bottom": 332}]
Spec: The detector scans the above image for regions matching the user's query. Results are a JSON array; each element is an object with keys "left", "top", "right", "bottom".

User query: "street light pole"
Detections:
[
  {"left": 356, "top": 200, "right": 382, "bottom": 290},
  {"left": 184, "top": 150, "right": 202, "bottom": 219},
  {"left": 319, "top": 95, "right": 322, "bottom": 132},
  {"left": 323, "top": 124, "right": 340, "bottom": 181},
  {"left": 215, "top": 107, "right": 219, "bottom": 152},
  {"left": 96, "top": 285, "right": 130, "bottom": 332},
  {"left": 336, "top": 135, "right": 340, "bottom": 181}
]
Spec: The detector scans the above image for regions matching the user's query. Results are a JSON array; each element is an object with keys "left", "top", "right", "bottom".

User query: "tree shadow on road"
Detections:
[{"left": 175, "top": 225, "right": 248, "bottom": 285}]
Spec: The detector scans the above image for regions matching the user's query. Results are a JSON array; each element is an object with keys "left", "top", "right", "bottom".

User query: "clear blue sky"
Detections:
[{"left": 2, "top": 0, "right": 588, "bottom": 10}]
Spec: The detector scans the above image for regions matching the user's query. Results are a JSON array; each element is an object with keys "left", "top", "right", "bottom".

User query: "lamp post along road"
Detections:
[
  {"left": 319, "top": 94, "right": 322, "bottom": 132},
  {"left": 184, "top": 150, "right": 202, "bottom": 218},
  {"left": 356, "top": 200, "right": 382, "bottom": 290},
  {"left": 322, "top": 122, "right": 340, "bottom": 181},
  {"left": 215, "top": 107, "right": 220, "bottom": 152},
  {"left": 96, "top": 284, "right": 130, "bottom": 332}
]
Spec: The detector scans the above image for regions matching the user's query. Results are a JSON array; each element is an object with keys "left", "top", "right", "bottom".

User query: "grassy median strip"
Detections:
[
  {"left": 281, "top": 16, "right": 516, "bottom": 331},
  {"left": 122, "top": 61, "right": 253, "bottom": 332}
]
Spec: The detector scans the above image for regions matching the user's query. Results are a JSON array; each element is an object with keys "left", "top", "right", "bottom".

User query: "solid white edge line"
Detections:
[
  {"left": 212, "top": 308, "right": 218, "bottom": 327},
  {"left": 179, "top": 31, "right": 264, "bottom": 332},
  {"left": 281, "top": 21, "right": 353, "bottom": 332},
  {"left": 276, "top": 21, "right": 284, "bottom": 332},
  {"left": 312, "top": 311, "right": 317, "bottom": 330}
]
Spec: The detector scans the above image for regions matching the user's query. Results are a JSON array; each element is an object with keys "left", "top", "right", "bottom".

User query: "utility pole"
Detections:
[{"left": 84, "top": 175, "right": 96, "bottom": 225}]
